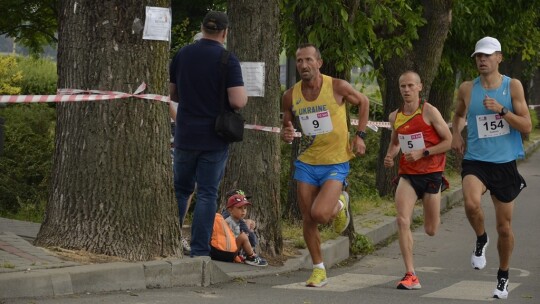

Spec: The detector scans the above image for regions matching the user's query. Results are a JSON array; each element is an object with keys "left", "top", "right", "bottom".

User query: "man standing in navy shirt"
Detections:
[{"left": 169, "top": 11, "right": 247, "bottom": 257}]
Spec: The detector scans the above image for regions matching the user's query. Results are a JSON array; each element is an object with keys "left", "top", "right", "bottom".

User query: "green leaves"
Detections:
[
  {"left": 0, "top": 55, "right": 56, "bottom": 217},
  {"left": 0, "top": 0, "right": 58, "bottom": 55},
  {"left": 0, "top": 103, "right": 55, "bottom": 215},
  {"left": 0, "top": 56, "right": 22, "bottom": 95},
  {"left": 280, "top": 0, "right": 426, "bottom": 74}
]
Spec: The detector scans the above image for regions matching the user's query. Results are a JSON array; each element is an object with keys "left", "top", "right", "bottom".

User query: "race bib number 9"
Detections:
[
  {"left": 398, "top": 132, "right": 426, "bottom": 153},
  {"left": 299, "top": 110, "right": 333, "bottom": 136},
  {"left": 476, "top": 114, "right": 510, "bottom": 138}
]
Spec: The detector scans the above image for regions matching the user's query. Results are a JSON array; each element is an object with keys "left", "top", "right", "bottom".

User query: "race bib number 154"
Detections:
[{"left": 476, "top": 114, "right": 510, "bottom": 138}]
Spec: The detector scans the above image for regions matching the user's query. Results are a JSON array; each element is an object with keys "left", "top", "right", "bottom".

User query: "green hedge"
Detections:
[
  {"left": 16, "top": 56, "right": 57, "bottom": 95},
  {"left": 0, "top": 55, "right": 56, "bottom": 221},
  {"left": 0, "top": 104, "right": 55, "bottom": 219}
]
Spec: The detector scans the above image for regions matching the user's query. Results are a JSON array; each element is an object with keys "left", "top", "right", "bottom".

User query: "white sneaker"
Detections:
[
  {"left": 471, "top": 236, "right": 489, "bottom": 270},
  {"left": 181, "top": 236, "right": 191, "bottom": 254},
  {"left": 493, "top": 277, "right": 509, "bottom": 299}
]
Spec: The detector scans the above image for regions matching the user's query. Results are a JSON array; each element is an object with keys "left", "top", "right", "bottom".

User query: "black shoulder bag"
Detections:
[{"left": 214, "top": 50, "right": 245, "bottom": 142}]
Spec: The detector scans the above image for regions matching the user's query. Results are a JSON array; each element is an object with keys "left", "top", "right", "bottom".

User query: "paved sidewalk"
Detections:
[{"left": 1, "top": 139, "right": 538, "bottom": 300}]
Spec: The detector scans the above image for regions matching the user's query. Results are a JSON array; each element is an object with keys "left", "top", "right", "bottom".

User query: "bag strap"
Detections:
[{"left": 220, "top": 50, "right": 231, "bottom": 113}]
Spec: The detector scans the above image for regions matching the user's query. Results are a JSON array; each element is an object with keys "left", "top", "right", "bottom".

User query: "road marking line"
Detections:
[
  {"left": 273, "top": 273, "right": 399, "bottom": 292},
  {"left": 422, "top": 280, "right": 521, "bottom": 301}
]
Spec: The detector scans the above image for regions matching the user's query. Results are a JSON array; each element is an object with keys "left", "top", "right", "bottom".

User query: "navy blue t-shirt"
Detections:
[{"left": 170, "top": 39, "right": 244, "bottom": 150}]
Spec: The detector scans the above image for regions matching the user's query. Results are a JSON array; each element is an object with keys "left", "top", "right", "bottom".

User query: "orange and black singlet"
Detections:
[{"left": 394, "top": 100, "right": 446, "bottom": 175}]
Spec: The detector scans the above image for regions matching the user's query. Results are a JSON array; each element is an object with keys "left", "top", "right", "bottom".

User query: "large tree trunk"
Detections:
[
  {"left": 428, "top": 66, "right": 455, "bottom": 121},
  {"left": 34, "top": 0, "right": 181, "bottom": 261},
  {"left": 284, "top": 140, "right": 302, "bottom": 221},
  {"left": 500, "top": 55, "right": 530, "bottom": 102},
  {"left": 430, "top": 69, "right": 462, "bottom": 172},
  {"left": 223, "top": 0, "right": 283, "bottom": 257},
  {"left": 530, "top": 68, "right": 540, "bottom": 105},
  {"left": 374, "top": 0, "right": 452, "bottom": 197}
]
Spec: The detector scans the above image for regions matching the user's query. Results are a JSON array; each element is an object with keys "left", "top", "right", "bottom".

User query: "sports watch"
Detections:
[
  {"left": 499, "top": 107, "right": 508, "bottom": 116},
  {"left": 356, "top": 130, "right": 367, "bottom": 139},
  {"left": 423, "top": 149, "right": 430, "bottom": 157}
]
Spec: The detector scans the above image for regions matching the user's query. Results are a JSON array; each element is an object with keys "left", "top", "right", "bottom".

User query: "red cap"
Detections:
[{"left": 226, "top": 194, "right": 252, "bottom": 208}]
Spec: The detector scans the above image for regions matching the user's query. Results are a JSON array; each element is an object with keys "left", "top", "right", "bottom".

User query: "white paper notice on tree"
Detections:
[
  {"left": 142, "top": 6, "right": 171, "bottom": 41},
  {"left": 240, "top": 62, "right": 265, "bottom": 97}
]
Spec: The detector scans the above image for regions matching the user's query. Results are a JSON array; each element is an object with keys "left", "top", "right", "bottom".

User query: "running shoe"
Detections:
[
  {"left": 471, "top": 236, "right": 489, "bottom": 270},
  {"left": 244, "top": 254, "right": 268, "bottom": 267},
  {"left": 333, "top": 191, "right": 350, "bottom": 234},
  {"left": 493, "top": 276, "right": 509, "bottom": 299},
  {"left": 397, "top": 272, "right": 421, "bottom": 290},
  {"left": 306, "top": 268, "right": 328, "bottom": 287}
]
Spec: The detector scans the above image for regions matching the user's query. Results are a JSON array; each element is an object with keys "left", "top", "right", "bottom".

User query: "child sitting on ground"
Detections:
[
  {"left": 222, "top": 189, "right": 258, "bottom": 249},
  {"left": 223, "top": 190, "right": 267, "bottom": 267}
]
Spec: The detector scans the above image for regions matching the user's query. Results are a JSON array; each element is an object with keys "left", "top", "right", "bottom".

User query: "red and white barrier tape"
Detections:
[
  {"left": 0, "top": 82, "right": 169, "bottom": 103},
  {"left": 245, "top": 120, "right": 390, "bottom": 137},
  {"left": 1, "top": 83, "right": 394, "bottom": 136},
  {"left": 350, "top": 119, "right": 391, "bottom": 129}
]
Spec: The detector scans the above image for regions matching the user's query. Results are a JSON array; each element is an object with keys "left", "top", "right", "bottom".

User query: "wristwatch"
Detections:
[
  {"left": 499, "top": 107, "right": 508, "bottom": 116},
  {"left": 423, "top": 149, "right": 430, "bottom": 157},
  {"left": 356, "top": 130, "right": 367, "bottom": 139}
]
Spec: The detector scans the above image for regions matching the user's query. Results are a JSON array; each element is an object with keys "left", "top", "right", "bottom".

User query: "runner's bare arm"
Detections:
[
  {"left": 281, "top": 89, "right": 295, "bottom": 143},
  {"left": 504, "top": 79, "right": 532, "bottom": 134},
  {"left": 333, "top": 79, "right": 370, "bottom": 156}
]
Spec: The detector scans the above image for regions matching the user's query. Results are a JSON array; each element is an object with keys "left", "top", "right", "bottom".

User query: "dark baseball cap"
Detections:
[{"left": 202, "top": 11, "right": 229, "bottom": 31}]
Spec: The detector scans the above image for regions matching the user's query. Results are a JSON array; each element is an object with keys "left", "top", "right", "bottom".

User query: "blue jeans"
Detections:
[{"left": 173, "top": 148, "right": 229, "bottom": 256}]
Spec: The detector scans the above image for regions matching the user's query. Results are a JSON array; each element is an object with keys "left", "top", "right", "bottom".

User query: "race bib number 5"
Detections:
[
  {"left": 476, "top": 114, "right": 510, "bottom": 138},
  {"left": 299, "top": 110, "right": 333, "bottom": 136},
  {"left": 398, "top": 132, "right": 425, "bottom": 153}
]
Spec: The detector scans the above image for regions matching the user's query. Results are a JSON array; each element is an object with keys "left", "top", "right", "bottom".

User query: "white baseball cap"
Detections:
[{"left": 471, "top": 36, "right": 501, "bottom": 57}]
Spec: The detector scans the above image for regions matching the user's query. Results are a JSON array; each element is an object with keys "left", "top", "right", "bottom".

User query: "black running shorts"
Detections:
[
  {"left": 400, "top": 172, "right": 446, "bottom": 200},
  {"left": 461, "top": 159, "right": 526, "bottom": 203}
]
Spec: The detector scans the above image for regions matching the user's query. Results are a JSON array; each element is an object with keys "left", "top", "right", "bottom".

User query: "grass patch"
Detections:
[
  {"left": 351, "top": 233, "right": 375, "bottom": 255},
  {"left": 282, "top": 221, "right": 339, "bottom": 249},
  {"left": 1, "top": 261, "right": 15, "bottom": 269},
  {"left": 524, "top": 128, "right": 540, "bottom": 149},
  {"left": 0, "top": 199, "right": 46, "bottom": 223}
]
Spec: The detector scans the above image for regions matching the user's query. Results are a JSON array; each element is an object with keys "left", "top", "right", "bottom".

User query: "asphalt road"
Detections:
[{"left": 5, "top": 149, "right": 539, "bottom": 304}]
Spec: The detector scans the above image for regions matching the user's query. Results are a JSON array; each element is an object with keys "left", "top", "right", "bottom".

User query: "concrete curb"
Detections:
[{"left": 0, "top": 236, "right": 350, "bottom": 299}]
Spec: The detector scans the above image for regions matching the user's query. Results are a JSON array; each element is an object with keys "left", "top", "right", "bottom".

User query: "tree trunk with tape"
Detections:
[
  {"left": 221, "top": 0, "right": 283, "bottom": 258},
  {"left": 34, "top": 0, "right": 181, "bottom": 261}
]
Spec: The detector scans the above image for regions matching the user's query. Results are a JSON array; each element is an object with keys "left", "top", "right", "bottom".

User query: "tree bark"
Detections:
[
  {"left": 284, "top": 140, "right": 302, "bottom": 221},
  {"left": 428, "top": 67, "right": 455, "bottom": 122},
  {"left": 530, "top": 68, "right": 540, "bottom": 105},
  {"left": 34, "top": 0, "right": 181, "bottom": 261},
  {"left": 223, "top": 0, "right": 283, "bottom": 257}
]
